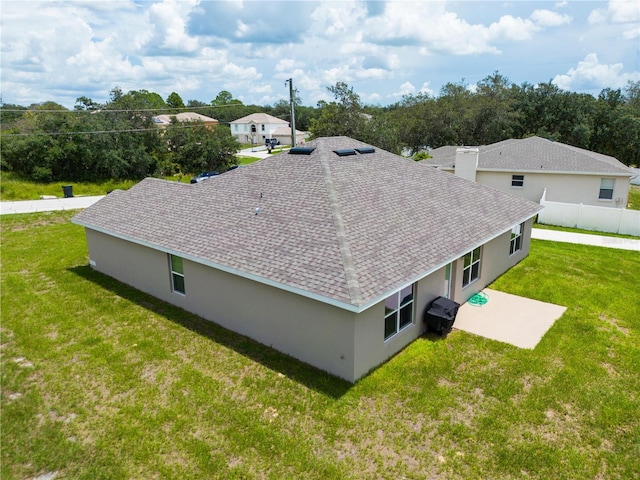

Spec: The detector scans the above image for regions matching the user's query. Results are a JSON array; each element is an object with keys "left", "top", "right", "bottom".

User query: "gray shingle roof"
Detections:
[
  {"left": 422, "top": 136, "right": 635, "bottom": 176},
  {"left": 73, "top": 136, "right": 542, "bottom": 311}
]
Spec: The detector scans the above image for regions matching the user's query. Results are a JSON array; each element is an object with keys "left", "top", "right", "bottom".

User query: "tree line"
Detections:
[
  {"left": 309, "top": 74, "right": 640, "bottom": 167},
  {"left": 1, "top": 72, "right": 638, "bottom": 183}
]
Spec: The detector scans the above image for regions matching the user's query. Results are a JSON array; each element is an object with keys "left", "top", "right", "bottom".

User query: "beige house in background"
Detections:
[
  {"left": 229, "top": 112, "right": 305, "bottom": 145},
  {"left": 152, "top": 112, "right": 218, "bottom": 128},
  {"left": 422, "top": 136, "right": 636, "bottom": 209},
  {"left": 73, "top": 137, "right": 541, "bottom": 382}
]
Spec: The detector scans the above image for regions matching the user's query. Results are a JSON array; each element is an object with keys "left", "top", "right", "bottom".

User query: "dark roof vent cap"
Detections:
[
  {"left": 289, "top": 147, "right": 315, "bottom": 155},
  {"left": 355, "top": 147, "right": 375, "bottom": 154},
  {"left": 334, "top": 149, "right": 357, "bottom": 157}
]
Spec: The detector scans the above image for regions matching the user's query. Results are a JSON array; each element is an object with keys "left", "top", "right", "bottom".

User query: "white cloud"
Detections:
[
  {"left": 392, "top": 81, "right": 416, "bottom": 97},
  {"left": 275, "top": 59, "right": 297, "bottom": 73},
  {"left": 589, "top": 0, "right": 639, "bottom": 24},
  {"left": 623, "top": 26, "right": 640, "bottom": 40},
  {"left": 530, "top": 9, "right": 571, "bottom": 27},
  {"left": 365, "top": 2, "right": 500, "bottom": 55},
  {"left": 552, "top": 53, "right": 640, "bottom": 91},
  {"left": 146, "top": 0, "right": 200, "bottom": 53},
  {"left": 309, "top": 2, "right": 367, "bottom": 38},
  {"left": 488, "top": 15, "right": 539, "bottom": 42},
  {"left": 418, "top": 82, "right": 434, "bottom": 96}
]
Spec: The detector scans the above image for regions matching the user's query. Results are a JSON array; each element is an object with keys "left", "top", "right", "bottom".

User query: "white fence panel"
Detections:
[{"left": 539, "top": 190, "right": 640, "bottom": 236}]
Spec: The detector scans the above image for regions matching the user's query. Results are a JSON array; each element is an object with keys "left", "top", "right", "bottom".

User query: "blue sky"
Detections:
[{"left": 1, "top": 0, "right": 638, "bottom": 109}]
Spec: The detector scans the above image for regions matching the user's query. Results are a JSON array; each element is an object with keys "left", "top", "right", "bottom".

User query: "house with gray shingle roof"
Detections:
[
  {"left": 422, "top": 136, "right": 636, "bottom": 209},
  {"left": 72, "top": 136, "right": 542, "bottom": 382}
]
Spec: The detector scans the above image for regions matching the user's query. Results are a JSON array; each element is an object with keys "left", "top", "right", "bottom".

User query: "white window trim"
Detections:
[
  {"left": 384, "top": 285, "right": 414, "bottom": 341},
  {"left": 169, "top": 254, "right": 185, "bottom": 295},
  {"left": 509, "top": 222, "right": 524, "bottom": 256},
  {"left": 462, "top": 247, "right": 481, "bottom": 288},
  {"left": 598, "top": 178, "right": 615, "bottom": 201}
]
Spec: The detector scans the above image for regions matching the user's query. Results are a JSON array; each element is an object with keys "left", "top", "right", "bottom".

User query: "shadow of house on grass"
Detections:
[{"left": 69, "top": 265, "right": 352, "bottom": 399}]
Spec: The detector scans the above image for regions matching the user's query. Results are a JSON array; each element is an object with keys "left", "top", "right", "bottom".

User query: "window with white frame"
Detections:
[
  {"left": 462, "top": 247, "right": 481, "bottom": 288},
  {"left": 511, "top": 174, "right": 524, "bottom": 187},
  {"left": 510, "top": 222, "right": 524, "bottom": 255},
  {"left": 384, "top": 285, "right": 414, "bottom": 340},
  {"left": 599, "top": 178, "right": 614, "bottom": 200},
  {"left": 170, "top": 254, "right": 185, "bottom": 294}
]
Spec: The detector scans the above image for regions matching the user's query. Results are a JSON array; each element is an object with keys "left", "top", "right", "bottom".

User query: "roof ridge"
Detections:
[{"left": 317, "top": 147, "right": 363, "bottom": 306}]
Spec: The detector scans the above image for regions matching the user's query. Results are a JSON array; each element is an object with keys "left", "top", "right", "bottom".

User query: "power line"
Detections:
[
  {"left": 1, "top": 123, "right": 212, "bottom": 137},
  {"left": 0, "top": 103, "right": 247, "bottom": 114}
]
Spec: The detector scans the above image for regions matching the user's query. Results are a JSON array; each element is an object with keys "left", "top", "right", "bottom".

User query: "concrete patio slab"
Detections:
[{"left": 453, "top": 288, "right": 567, "bottom": 349}]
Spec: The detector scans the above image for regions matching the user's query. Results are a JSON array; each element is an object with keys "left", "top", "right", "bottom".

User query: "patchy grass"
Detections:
[
  {"left": 2, "top": 211, "right": 639, "bottom": 479},
  {"left": 627, "top": 185, "right": 640, "bottom": 211},
  {"left": 1, "top": 157, "right": 259, "bottom": 200},
  {"left": 0, "top": 172, "right": 138, "bottom": 200},
  {"left": 237, "top": 155, "right": 262, "bottom": 165}
]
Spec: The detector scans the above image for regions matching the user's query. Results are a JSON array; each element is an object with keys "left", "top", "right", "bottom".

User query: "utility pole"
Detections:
[{"left": 286, "top": 78, "right": 296, "bottom": 147}]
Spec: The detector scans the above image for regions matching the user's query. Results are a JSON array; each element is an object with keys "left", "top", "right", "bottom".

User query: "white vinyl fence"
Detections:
[{"left": 538, "top": 189, "right": 640, "bottom": 236}]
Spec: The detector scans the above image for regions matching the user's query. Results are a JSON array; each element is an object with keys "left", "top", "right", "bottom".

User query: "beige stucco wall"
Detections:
[
  {"left": 352, "top": 266, "right": 448, "bottom": 380},
  {"left": 83, "top": 218, "right": 534, "bottom": 382},
  {"left": 450, "top": 217, "right": 533, "bottom": 304},
  {"left": 475, "top": 171, "right": 630, "bottom": 208},
  {"left": 85, "top": 229, "right": 359, "bottom": 382}
]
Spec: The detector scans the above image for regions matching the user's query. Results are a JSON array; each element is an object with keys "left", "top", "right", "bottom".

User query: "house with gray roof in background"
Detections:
[
  {"left": 72, "top": 136, "right": 542, "bottom": 382},
  {"left": 421, "top": 136, "right": 636, "bottom": 209}
]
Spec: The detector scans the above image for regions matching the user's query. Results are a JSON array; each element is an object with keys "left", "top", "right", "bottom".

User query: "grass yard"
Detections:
[
  {"left": 0, "top": 155, "right": 263, "bottom": 201},
  {"left": 2, "top": 211, "right": 639, "bottom": 479},
  {"left": 0, "top": 172, "right": 139, "bottom": 201},
  {"left": 628, "top": 184, "right": 640, "bottom": 211}
]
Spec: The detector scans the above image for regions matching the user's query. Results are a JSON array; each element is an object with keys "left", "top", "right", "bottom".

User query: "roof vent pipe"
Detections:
[{"left": 454, "top": 147, "right": 479, "bottom": 182}]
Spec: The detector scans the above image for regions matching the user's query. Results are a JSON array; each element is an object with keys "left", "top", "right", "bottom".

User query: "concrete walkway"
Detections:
[
  {"left": 0, "top": 195, "right": 106, "bottom": 215},
  {"left": 238, "top": 146, "right": 277, "bottom": 159},
  {"left": 531, "top": 228, "right": 640, "bottom": 251}
]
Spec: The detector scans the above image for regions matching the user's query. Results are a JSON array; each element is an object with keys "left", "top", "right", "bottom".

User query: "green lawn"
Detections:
[
  {"left": 2, "top": 211, "right": 639, "bottom": 479},
  {"left": 628, "top": 184, "right": 640, "bottom": 210},
  {"left": 0, "top": 156, "right": 264, "bottom": 200},
  {"left": 0, "top": 172, "right": 139, "bottom": 201}
]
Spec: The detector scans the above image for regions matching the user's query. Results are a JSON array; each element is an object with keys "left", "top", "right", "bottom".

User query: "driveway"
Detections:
[{"left": 453, "top": 288, "right": 567, "bottom": 349}]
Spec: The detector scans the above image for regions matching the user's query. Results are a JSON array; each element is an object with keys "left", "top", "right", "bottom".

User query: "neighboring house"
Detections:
[
  {"left": 72, "top": 136, "right": 541, "bottom": 382},
  {"left": 152, "top": 112, "right": 218, "bottom": 128},
  {"left": 270, "top": 126, "right": 307, "bottom": 146},
  {"left": 230, "top": 113, "right": 304, "bottom": 145},
  {"left": 422, "top": 136, "right": 636, "bottom": 209}
]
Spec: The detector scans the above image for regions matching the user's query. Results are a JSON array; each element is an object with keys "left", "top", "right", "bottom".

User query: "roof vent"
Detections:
[
  {"left": 355, "top": 147, "right": 375, "bottom": 154},
  {"left": 289, "top": 147, "right": 315, "bottom": 155},
  {"left": 334, "top": 149, "right": 357, "bottom": 157}
]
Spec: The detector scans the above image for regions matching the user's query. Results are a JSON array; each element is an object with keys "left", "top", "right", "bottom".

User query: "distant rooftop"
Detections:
[
  {"left": 422, "top": 136, "right": 634, "bottom": 176},
  {"left": 153, "top": 112, "right": 218, "bottom": 125}
]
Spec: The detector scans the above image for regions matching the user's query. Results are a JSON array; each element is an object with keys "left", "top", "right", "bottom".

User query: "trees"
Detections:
[
  {"left": 1, "top": 76, "right": 637, "bottom": 185},
  {"left": 309, "top": 82, "right": 367, "bottom": 139},
  {"left": 166, "top": 92, "right": 185, "bottom": 110},
  {"left": 163, "top": 123, "right": 239, "bottom": 174}
]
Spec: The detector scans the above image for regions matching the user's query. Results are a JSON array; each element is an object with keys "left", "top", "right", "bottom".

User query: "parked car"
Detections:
[
  {"left": 265, "top": 138, "right": 280, "bottom": 147},
  {"left": 190, "top": 172, "right": 219, "bottom": 184}
]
